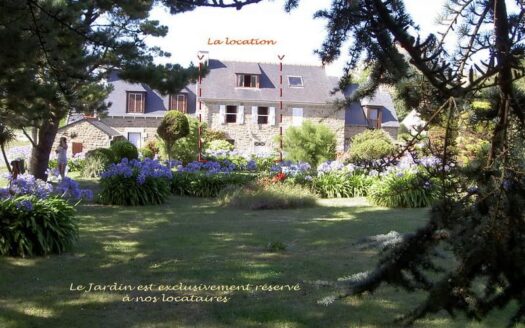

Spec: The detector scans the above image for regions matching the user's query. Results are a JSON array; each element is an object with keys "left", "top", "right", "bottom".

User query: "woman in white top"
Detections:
[{"left": 56, "top": 137, "right": 68, "bottom": 178}]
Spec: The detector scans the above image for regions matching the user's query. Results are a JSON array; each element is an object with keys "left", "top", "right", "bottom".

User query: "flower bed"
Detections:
[
  {"left": 99, "top": 158, "right": 172, "bottom": 206},
  {"left": 0, "top": 174, "right": 92, "bottom": 257}
]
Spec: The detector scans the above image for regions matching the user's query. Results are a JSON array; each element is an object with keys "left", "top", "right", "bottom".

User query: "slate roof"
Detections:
[
  {"left": 58, "top": 118, "right": 122, "bottom": 137},
  {"left": 200, "top": 59, "right": 344, "bottom": 104}
]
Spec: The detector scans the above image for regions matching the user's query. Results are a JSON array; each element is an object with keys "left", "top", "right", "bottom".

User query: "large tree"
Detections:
[
  {"left": 285, "top": 0, "right": 525, "bottom": 325},
  {"left": 0, "top": 0, "right": 260, "bottom": 179}
]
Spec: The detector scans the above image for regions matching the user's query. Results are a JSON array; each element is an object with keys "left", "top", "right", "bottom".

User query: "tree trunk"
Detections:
[
  {"left": 1, "top": 145, "right": 11, "bottom": 173},
  {"left": 30, "top": 119, "right": 59, "bottom": 180}
]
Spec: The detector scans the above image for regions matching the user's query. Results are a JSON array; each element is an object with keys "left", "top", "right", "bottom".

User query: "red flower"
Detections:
[{"left": 272, "top": 172, "right": 287, "bottom": 183}]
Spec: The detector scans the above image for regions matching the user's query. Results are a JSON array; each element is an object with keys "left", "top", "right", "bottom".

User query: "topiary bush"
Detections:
[
  {"left": 99, "top": 158, "right": 172, "bottom": 206},
  {"left": 110, "top": 140, "right": 139, "bottom": 162},
  {"left": 171, "top": 172, "right": 253, "bottom": 197},
  {"left": 347, "top": 129, "right": 396, "bottom": 162},
  {"left": 218, "top": 181, "right": 317, "bottom": 210},
  {"left": 157, "top": 111, "right": 190, "bottom": 165},
  {"left": 0, "top": 195, "right": 77, "bottom": 257},
  {"left": 282, "top": 120, "right": 336, "bottom": 167}
]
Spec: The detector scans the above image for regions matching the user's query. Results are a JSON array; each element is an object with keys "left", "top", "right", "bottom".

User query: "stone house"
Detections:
[{"left": 56, "top": 57, "right": 399, "bottom": 156}]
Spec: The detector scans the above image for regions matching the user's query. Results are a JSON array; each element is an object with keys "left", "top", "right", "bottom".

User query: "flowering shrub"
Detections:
[
  {"left": 368, "top": 169, "right": 438, "bottom": 208},
  {"left": 0, "top": 173, "right": 89, "bottom": 257},
  {"left": 172, "top": 172, "right": 253, "bottom": 198},
  {"left": 312, "top": 173, "right": 375, "bottom": 198},
  {"left": 203, "top": 149, "right": 248, "bottom": 171},
  {"left": 99, "top": 158, "right": 172, "bottom": 206},
  {"left": 7, "top": 145, "right": 31, "bottom": 161},
  {"left": 0, "top": 195, "right": 77, "bottom": 257}
]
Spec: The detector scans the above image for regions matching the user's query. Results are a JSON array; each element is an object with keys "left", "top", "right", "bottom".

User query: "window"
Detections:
[
  {"left": 288, "top": 76, "right": 303, "bottom": 87},
  {"left": 126, "top": 92, "right": 146, "bottom": 113},
  {"left": 366, "top": 107, "right": 382, "bottom": 129},
  {"left": 169, "top": 93, "right": 187, "bottom": 112},
  {"left": 257, "top": 107, "right": 269, "bottom": 124},
  {"left": 236, "top": 74, "right": 260, "bottom": 88},
  {"left": 226, "top": 105, "right": 237, "bottom": 123},
  {"left": 127, "top": 132, "right": 142, "bottom": 148}
]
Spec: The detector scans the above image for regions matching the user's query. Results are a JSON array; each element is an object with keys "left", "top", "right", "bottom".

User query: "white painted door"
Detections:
[
  {"left": 128, "top": 132, "right": 142, "bottom": 148},
  {"left": 292, "top": 107, "right": 303, "bottom": 126}
]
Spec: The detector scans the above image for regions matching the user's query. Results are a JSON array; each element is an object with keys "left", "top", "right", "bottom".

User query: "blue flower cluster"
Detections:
[
  {"left": 56, "top": 177, "right": 94, "bottom": 201},
  {"left": 177, "top": 160, "right": 237, "bottom": 175},
  {"left": 101, "top": 158, "right": 173, "bottom": 185},
  {"left": 7, "top": 145, "right": 31, "bottom": 161},
  {"left": 0, "top": 173, "right": 92, "bottom": 202},
  {"left": 15, "top": 199, "right": 33, "bottom": 212},
  {"left": 271, "top": 161, "right": 312, "bottom": 176}
]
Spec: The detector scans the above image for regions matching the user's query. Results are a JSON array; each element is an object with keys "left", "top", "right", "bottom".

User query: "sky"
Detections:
[{"left": 146, "top": 0, "right": 447, "bottom": 76}]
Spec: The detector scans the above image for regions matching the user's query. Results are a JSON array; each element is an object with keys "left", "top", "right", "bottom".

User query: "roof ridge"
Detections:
[{"left": 211, "top": 58, "right": 323, "bottom": 68}]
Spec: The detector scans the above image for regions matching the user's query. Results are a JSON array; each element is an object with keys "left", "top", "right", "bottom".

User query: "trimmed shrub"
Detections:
[
  {"left": 99, "top": 158, "right": 172, "bottom": 206},
  {"left": 172, "top": 172, "right": 253, "bottom": 197},
  {"left": 0, "top": 195, "right": 77, "bottom": 257},
  {"left": 368, "top": 170, "right": 437, "bottom": 208},
  {"left": 160, "top": 116, "right": 206, "bottom": 164},
  {"left": 347, "top": 129, "right": 396, "bottom": 162},
  {"left": 86, "top": 148, "right": 115, "bottom": 164},
  {"left": 312, "top": 173, "right": 375, "bottom": 198},
  {"left": 158, "top": 111, "right": 190, "bottom": 164},
  {"left": 282, "top": 120, "right": 336, "bottom": 167},
  {"left": 218, "top": 182, "right": 317, "bottom": 210},
  {"left": 110, "top": 140, "right": 139, "bottom": 162},
  {"left": 207, "top": 139, "right": 234, "bottom": 151}
]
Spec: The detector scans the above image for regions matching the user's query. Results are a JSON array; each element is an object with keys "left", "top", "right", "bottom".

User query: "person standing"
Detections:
[{"left": 56, "top": 137, "right": 68, "bottom": 179}]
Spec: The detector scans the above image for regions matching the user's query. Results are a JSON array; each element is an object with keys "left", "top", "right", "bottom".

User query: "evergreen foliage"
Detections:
[{"left": 285, "top": 0, "right": 525, "bottom": 325}]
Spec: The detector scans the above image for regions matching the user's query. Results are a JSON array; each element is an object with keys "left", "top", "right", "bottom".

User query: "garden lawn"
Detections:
[{"left": 0, "top": 197, "right": 519, "bottom": 328}]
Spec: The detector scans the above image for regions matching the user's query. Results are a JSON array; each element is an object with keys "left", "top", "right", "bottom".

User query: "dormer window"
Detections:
[
  {"left": 169, "top": 93, "right": 187, "bottom": 113},
  {"left": 288, "top": 76, "right": 304, "bottom": 88},
  {"left": 126, "top": 91, "right": 146, "bottom": 113},
  {"left": 236, "top": 74, "right": 260, "bottom": 88},
  {"left": 366, "top": 107, "right": 382, "bottom": 129}
]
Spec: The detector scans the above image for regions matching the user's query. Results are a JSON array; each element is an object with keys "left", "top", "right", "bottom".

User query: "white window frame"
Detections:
[{"left": 287, "top": 76, "right": 304, "bottom": 88}]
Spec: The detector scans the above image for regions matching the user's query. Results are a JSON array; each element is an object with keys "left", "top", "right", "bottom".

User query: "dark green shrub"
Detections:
[
  {"left": 0, "top": 195, "right": 77, "bottom": 257},
  {"left": 282, "top": 120, "right": 336, "bottom": 167},
  {"left": 110, "top": 140, "right": 139, "bottom": 162},
  {"left": 347, "top": 129, "right": 396, "bottom": 162},
  {"left": 172, "top": 172, "right": 252, "bottom": 197},
  {"left": 86, "top": 147, "right": 115, "bottom": 164},
  {"left": 312, "top": 173, "right": 375, "bottom": 198},
  {"left": 368, "top": 170, "right": 437, "bottom": 208},
  {"left": 218, "top": 182, "right": 317, "bottom": 210}
]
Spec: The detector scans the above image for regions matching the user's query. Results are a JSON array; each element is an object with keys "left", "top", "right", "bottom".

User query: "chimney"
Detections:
[{"left": 197, "top": 50, "right": 209, "bottom": 66}]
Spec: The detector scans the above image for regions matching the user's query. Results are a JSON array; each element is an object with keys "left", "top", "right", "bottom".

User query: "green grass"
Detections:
[{"left": 0, "top": 197, "right": 520, "bottom": 328}]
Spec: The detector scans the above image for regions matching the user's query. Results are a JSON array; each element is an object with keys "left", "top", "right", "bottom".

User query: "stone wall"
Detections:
[
  {"left": 202, "top": 101, "right": 346, "bottom": 154},
  {"left": 53, "top": 121, "right": 111, "bottom": 157},
  {"left": 100, "top": 117, "right": 163, "bottom": 146}
]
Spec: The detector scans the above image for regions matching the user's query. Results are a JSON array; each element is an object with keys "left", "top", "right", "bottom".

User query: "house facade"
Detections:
[{"left": 56, "top": 58, "right": 399, "bottom": 157}]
